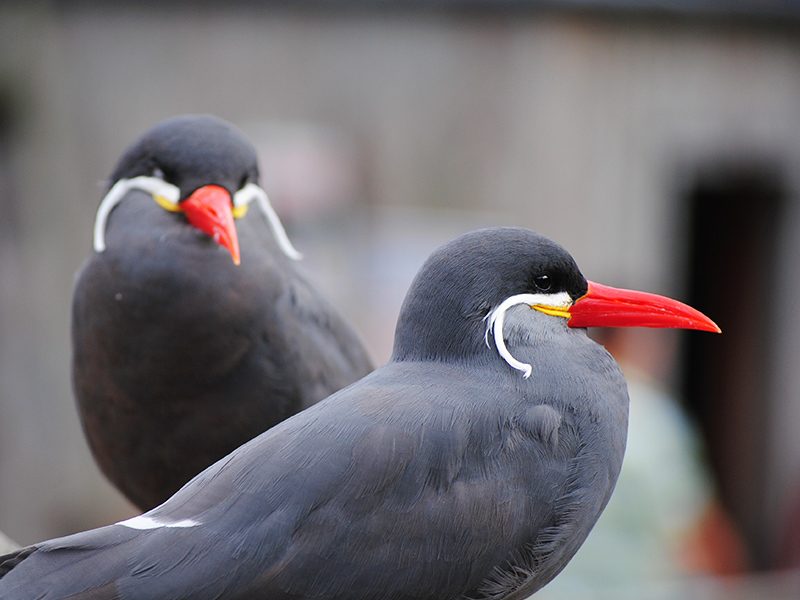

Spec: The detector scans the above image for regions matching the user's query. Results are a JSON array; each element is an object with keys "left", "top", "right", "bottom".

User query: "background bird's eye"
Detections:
[
  {"left": 151, "top": 166, "right": 165, "bottom": 180},
  {"left": 534, "top": 274, "right": 552, "bottom": 291}
]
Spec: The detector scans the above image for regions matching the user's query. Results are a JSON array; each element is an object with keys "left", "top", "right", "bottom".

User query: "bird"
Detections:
[
  {"left": 1, "top": 227, "right": 719, "bottom": 599},
  {"left": 71, "top": 115, "right": 373, "bottom": 510}
]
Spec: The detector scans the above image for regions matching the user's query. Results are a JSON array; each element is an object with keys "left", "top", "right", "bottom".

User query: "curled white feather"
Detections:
[
  {"left": 484, "top": 292, "right": 572, "bottom": 378},
  {"left": 93, "top": 176, "right": 179, "bottom": 253},
  {"left": 235, "top": 183, "right": 303, "bottom": 260}
]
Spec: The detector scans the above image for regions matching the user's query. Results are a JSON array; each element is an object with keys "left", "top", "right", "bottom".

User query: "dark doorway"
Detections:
[{"left": 681, "top": 163, "right": 785, "bottom": 569}]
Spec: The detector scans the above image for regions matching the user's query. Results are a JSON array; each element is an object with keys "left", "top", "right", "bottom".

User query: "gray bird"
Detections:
[
  {"left": 0, "top": 227, "right": 719, "bottom": 599},
  {"left": 72, "top": 115, "right": 373, "bottom": 510}
]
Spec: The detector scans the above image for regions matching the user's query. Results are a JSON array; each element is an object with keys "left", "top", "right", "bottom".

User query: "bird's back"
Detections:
[{"left": 10, "top": 324, "right": 626, "bottom": 600}]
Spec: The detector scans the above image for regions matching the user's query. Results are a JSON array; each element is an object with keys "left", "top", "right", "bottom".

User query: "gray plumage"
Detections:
[
  {"left": 72, "top": 115, "right": 373, "bottom": 509},
  {"left": 2, "top": 228, "right": 629, "bottom": 599}
]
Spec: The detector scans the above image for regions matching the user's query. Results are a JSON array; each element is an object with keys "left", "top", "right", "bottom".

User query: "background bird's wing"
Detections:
[{"left": 274, "top": 273, "right": 374, "bottom": 407}]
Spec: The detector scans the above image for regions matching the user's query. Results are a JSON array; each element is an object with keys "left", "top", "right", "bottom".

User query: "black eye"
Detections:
[
  {"left": 238, "top": 174, "right": 251, "bottom": 190},
  {"left": 534, "top": 274, "right": 552, "bottom": 292}
]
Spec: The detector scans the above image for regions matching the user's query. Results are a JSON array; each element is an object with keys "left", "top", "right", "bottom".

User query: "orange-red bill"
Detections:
[
  {"left": 181, "top": 185, "right": 241, "bottom": 265},
  {"left": 568, "top": 281, "right": 721, "bottom": 333}
]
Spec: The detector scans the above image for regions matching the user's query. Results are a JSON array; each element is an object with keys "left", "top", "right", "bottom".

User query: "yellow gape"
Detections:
[
  {"left": 153, "top": 194, "right": 182, "bottom": 213},
  {"left": 232, "top": 203, "right": 249, "bottom": 219},
  {"left": 532, "top": 304, "right": 572, "bottom": 319}
]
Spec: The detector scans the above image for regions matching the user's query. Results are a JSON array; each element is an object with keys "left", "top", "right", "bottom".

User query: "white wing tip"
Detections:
[
  {"left": 117, "top": 515, "right": 200, "bottom": 530},
  {"left": 285, "top": 247, "right": 303, "bottom": 261}
]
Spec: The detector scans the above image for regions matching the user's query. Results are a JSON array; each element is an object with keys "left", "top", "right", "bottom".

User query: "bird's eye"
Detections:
[
  {"left": 534, "top": 274, "right": 552, "bottom": 292},
  {"left": 238, "top": 174, "right": 251, "bottom": 190},
  {"left": 151, "top": 166, "right": 166, "bottom": 180}
]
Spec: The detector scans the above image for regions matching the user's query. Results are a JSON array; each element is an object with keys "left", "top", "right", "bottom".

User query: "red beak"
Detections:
[
  {"left": 568, "top": 281, "right": 721, "bottom": 333},
  {"left": 181, "top": 185, "right": 241, "bottom": 265}
]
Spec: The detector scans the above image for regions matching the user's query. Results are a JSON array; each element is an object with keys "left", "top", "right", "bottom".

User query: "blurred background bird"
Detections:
[{"left": 72, "top": 115, "right": 373, "bottom": 510}]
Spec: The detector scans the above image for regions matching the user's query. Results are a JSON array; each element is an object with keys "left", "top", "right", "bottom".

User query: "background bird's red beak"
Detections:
[
  {"left": 568, "top": 281, "right": 721, "bottom": 332},
  {"left": 181, "top": 185, "right": 241, "bottom": 265}
]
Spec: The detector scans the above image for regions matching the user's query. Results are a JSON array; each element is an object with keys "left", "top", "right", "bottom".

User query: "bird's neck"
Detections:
[{"left": 391, "top": 294, "right": 487, "bottom": 365}]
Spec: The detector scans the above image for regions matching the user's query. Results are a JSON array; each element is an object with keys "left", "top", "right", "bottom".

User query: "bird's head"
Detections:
[
  {"left": 392, "top": 227, "right": 719, "bottom": 376},
  {"left": 93, "top": 114, "right": 301, "bottom": 265}
]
